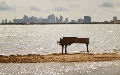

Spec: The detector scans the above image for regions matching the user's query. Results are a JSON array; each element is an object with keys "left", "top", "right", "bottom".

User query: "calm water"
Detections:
[
  {"left": 0, "top": 24, "right": 120, "bottom": 75},
  {"left": 0, "top": 61, "right": 120, "bottom": 75},
  {"left": 0, "top": 24, "right": 120, "bottom": 55}
]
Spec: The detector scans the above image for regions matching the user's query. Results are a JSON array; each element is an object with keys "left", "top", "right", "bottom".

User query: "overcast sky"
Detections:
[{"left": 0, "top": 0, "right": 120, "bottom": 21}]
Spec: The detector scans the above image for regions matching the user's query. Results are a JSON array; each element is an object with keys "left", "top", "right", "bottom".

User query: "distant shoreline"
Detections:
[
  {"left": 0, "top": 23, "right": 120, "bottom": 25},
  {"left": 0, "top": 53, "right": 120, "bottom": 63}
]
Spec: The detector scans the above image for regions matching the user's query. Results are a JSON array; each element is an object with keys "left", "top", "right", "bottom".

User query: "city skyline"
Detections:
[
  {"left": 1, "top": 14, "right": 92, "bottom": 24},
  {"left": 0, "top": 0, "right": 120, "bottom": 22},
  {"left": 2, "top": 13, "right": 120, "bottom": 24}
]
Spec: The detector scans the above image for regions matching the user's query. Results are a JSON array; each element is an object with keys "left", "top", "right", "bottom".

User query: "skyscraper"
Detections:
[
  {"left": 13, "top": 19, "right": 23, "bottom": 23},
  {"left": 64, "top": 18, "right": 68, "bottom": 23},
  {"left": 78, "top": 18, "right": 84, "bottom": 23},
  {"left": 9, "top": 21, "right": 12, "bottom": 23},
  {"left": 23, "top": 15, "right": 29, "bottom": 23},
  {"left": 29, "top": 16, "right": 35, "bottom": 23},
  {"left": 113, "top": 16, "right": 117, "bottom": 21},
  {"left": 42, "top": 19, "right": 49, "bottom": 23},
  {"left": 71, "top": 20, "right": 77, "bottom": 23},
  {"left": 56, "top": 17, "right": 59, "bottom": 23},
  {"left": 60, "top": 15, "right": 63, "bottom": 23},
  {"left": 5, "top": 19, "right": 7, "bottom": 24},
  {"left": 84, "top": 16, "right": 91, "bottom": 23},
  {"left": 52, "top": 14, "right": 55, "bottom": 23},
  {"left": 48, "top": 14, "right": 55, "bottom": 23},
  {"left": 2, "top": 20, "right": 4, "bottom": 24},
  {"left": 38, "top": 17, "right": 43, "bottom": 23}
]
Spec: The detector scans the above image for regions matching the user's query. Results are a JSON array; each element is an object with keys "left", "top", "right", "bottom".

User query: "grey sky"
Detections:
[
  {"left": 30, "top": 7, "right": 41, "bottom": 11},
  {"left": 0, "top": 0, "right": 120, "bottom": 21},
  {"left": 0, "top": 1, "right": 12, "bottom": 11},
  {"left": 100, "top": 2, "right": 114, "bottom": 7}
]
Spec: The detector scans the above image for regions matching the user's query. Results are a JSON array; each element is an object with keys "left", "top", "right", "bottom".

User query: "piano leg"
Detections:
[
  {"left": 62, "top": 45, "right": 64, "bottom": 54},
  {"left": 65, "top": 45, "right": 67, "bottom": 54},
  {"left": 86, "top": 44, "right": 89, "bottom": 54}
]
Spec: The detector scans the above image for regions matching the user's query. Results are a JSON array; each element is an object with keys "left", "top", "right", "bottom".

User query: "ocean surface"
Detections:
[
  {"left": 0, "top": 24, "right": 120, "bottom": 55},
  {"left": 0, "top": 61, "right": 120, "bottom": 75},
  {"left": 0, "top": 24, "right": 120, "bottom": 75}
]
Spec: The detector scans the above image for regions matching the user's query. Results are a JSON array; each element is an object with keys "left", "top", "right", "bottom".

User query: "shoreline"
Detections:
[
  {"left": 0, "top": 23, "right": 120, "bottom": 25},
  {"left": 0, "top": 53, "right": 120, "bottom": 63}
]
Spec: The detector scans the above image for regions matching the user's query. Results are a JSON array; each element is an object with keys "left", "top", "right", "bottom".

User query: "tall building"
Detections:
[
  {"left": 9, "top": 21, "right": 12, "bottom": 23},
  {"left": 42, "top": 19, "right": 49, "bottom": 23},
  {"left": 48, "top": 14, "right": 55, "bottom": 23},
  {"left": 38, "top": 17, "right": 43, "bottom": 23},
  {"left": 23, "top": 15, "right": 29, "bottom": 23},
  {"left": 29, "top": 16, "right": 38, "bottom": 23},
  {"left": 71, "top": 20, "right": 77, "bottom": 23},
  {"left": 13, "top": 19, "right": 23, "bottom": 23},
  {"left": 5, "top": 19, "right": 7, "bottom": 24},
  {"left": 64, "top": 18, "right": 68, "bottom": 23},
  {"left": 113, "top": 16, "right": 117, "bottom": 21},
  {"left": 56, "top": 17, "right": 59, "bottom": 23},
  {"left": 84, "top": 16, "right": 91, "bottom": 23},
  {"left": 60, "top": 15, "right": 63, "bottom": 23},
  {"left": 29, "top": 16, "right": 35, "bottom": 23},
  {"left": 78, "top": 18, "right": 84, "bottom": 23},
  {"left": 52, "top": 14, "right": 55, "bottom": 23},
  {"left": 13, "top": 19, "right": 16, "bottom": 23},
  {"left": 2, "top": 20, "right": 4, "bottom": 24}
]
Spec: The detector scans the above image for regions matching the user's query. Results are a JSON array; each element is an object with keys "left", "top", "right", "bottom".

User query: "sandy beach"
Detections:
[{"left": 0, "top": 53, "right": 120, "bottom": 63}]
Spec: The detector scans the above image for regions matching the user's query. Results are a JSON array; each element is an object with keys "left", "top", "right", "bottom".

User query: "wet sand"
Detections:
[{"left": 0, "top": 53, "right": 120, "bottom": 63}]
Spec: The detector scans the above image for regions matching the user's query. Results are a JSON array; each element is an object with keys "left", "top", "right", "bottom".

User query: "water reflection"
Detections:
[
  {"left": 0, "top": 24, "right": 120, "bottom": 55},
  {"left": 0, "top": 61, "right": 120, "bottom": 75}
]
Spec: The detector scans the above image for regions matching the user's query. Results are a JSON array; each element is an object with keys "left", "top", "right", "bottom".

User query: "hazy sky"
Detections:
[{"left": 0, "top": 0, "right": 120, "bottom": 21}]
